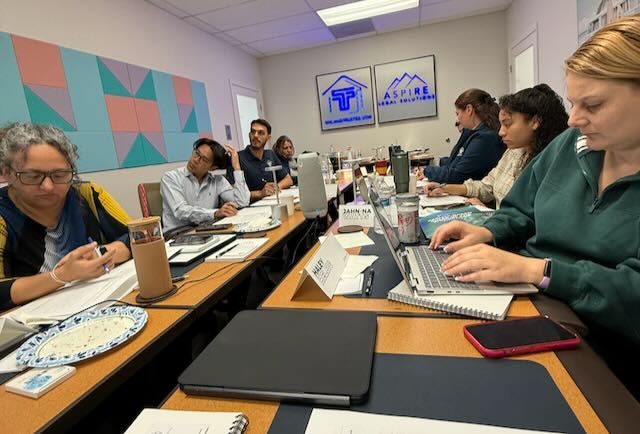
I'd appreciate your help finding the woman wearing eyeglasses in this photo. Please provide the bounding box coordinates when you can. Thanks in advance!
[0,123,131,311]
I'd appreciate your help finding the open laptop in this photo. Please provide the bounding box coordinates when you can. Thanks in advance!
[369,186,536,296]
[179,309,377,406]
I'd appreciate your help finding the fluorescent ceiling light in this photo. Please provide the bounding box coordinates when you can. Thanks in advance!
[317,0,419,26]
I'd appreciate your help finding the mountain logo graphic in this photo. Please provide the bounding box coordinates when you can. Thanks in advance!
[380,72,436,106]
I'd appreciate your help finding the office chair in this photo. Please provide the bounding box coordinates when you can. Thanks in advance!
[137,182,163,218]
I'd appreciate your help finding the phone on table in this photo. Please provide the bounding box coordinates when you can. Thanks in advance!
[195,222,233,232]
[463,316,580,358]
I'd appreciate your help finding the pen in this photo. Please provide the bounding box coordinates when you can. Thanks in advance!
[364,268,375,296]
[88,237,110,273]
[171,274,189,283]
[217,243,238,257]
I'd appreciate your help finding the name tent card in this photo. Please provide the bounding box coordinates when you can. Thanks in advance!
[339,204,375,228]
[292,235,349,301]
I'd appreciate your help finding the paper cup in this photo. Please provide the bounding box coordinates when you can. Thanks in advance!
[282,195,295,216]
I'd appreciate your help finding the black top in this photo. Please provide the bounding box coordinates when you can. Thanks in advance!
[238,148,288,191]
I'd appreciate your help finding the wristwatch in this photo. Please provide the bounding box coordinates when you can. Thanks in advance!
[538,258,552,290]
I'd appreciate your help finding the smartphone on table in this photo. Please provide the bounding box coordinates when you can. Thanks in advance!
[463,316,580,358]
[195,222,233,232]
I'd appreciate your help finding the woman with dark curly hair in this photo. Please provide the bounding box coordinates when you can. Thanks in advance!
[426,84,568,207]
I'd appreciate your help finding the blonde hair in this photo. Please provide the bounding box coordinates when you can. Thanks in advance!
[566,15,640,84]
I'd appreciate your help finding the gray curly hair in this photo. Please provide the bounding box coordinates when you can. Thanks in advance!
[0,122,79,172]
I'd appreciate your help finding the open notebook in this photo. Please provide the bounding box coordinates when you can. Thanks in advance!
[387,281,513,320]
[124,409,248,434]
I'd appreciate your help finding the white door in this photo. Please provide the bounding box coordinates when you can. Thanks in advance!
[230,81,264,149]
[510,27,538,92]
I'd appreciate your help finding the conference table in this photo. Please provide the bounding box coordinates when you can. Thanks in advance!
[158,223,639,433]
[0,308,192,434]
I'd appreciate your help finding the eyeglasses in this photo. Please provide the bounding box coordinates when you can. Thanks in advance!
[192,148,213,165]
[13,169,76,185]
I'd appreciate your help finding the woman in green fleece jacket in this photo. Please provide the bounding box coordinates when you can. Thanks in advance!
[430,16,640,397]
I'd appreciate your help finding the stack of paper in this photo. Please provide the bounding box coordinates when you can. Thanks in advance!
[319,231,375,249]
[334,255,378,295]
[205,238,269,262]
[216,206,271,225]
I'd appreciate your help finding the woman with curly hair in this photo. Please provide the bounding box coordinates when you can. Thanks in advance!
[426,84,568,207]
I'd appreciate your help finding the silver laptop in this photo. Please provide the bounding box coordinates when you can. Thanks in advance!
[369,186,536,296]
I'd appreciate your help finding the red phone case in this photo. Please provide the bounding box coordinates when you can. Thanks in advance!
[463,318,581,358]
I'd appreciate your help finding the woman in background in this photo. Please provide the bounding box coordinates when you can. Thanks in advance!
[416,88,505,184]
[426,84,568,207]
[0,123,131,311]
[430,16,640,398]
[273,135,298,185]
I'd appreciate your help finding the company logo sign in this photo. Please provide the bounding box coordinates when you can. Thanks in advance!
[379,72,436,107]
[321,74,373,126]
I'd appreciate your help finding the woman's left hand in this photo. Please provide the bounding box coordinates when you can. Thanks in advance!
[224,144,241,171]
[441,244,545,285]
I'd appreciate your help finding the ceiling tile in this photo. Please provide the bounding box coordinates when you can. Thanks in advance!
[420,0,510,24]
[248,27,335,54]
[372,7,420,33]
[196,0,313,31]
[237,44,266,57]
[183,16,220,34]
[160,0,251,16]
[305,0,358,10]
[145,0,191,18]
[226,12,325,43]
[213,31,245,45]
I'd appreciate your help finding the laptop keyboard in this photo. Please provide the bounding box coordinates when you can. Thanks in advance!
[411,247,481,289]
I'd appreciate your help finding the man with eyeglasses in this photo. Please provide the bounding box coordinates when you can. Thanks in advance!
[238,119,293,202]
[161,138,250,232]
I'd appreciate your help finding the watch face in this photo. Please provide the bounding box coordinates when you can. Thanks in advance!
[544,259,552,277]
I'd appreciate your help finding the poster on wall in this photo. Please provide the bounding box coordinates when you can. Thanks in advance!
[316,66,375,131]
[0,31,213,173]
[577,0,640,44]
[374,55,437,124]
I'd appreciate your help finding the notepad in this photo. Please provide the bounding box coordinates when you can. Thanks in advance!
[124,409,248,434]
[387,281,513,320]
[204,238,269,262]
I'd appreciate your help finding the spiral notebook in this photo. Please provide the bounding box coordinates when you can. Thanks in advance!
[124,409,248,434]
[387,281,513,320]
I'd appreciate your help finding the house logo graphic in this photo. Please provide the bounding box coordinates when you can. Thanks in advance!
[379,72,436,107]
[320,74,373,126]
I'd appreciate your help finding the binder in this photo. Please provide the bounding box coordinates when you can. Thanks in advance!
[124,409,248,434]
[387,281,512,320]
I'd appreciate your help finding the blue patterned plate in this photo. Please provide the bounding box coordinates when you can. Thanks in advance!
[16,305,147,368]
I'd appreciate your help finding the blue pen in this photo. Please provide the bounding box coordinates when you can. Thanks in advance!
[88,237,110,273]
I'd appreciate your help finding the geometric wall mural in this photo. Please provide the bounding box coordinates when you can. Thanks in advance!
[0,32,212,173]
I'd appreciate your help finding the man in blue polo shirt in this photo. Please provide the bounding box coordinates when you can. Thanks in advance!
[238,118,293,202]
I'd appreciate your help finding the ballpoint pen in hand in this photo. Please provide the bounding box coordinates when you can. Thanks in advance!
[88,237,110,273]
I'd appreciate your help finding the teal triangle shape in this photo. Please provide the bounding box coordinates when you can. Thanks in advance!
[97,58,131,97]
[23,86,76,131]
[121,134,147,168]
[140,134,167,164]
[182,109,198,133]
[135,72,157,100]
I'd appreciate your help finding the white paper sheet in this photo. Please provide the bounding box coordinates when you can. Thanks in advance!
[124,409,246,434]
[0,349,27,374]
[342,255,378,278]
[334,274,364,295]
[216,206,272,225]
[305,408,559,434]
[318,232,375,249]
[419,194,467,208]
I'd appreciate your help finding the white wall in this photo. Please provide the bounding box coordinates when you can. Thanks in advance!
[506,0,578,100]
[259,12,509,160]
[0,0,261,217]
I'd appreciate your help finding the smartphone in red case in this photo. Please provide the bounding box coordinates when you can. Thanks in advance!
[463,316,580,358]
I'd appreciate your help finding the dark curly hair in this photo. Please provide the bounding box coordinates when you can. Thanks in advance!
[192,138,230,169]
[498,84,568,160]
[455,88,500,132]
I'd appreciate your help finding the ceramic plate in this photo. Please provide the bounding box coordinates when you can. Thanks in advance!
[234,220,282,233]
[16,305,147,368]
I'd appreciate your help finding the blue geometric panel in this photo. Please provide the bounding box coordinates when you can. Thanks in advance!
[191,80,212,132]
[164,132,198,162]
[0,32,30,124]
[60,47,111,131]
[66,132,119,172]
[153,71,180,132]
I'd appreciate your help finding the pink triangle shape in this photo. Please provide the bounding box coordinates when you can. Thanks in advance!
[142,132,168,160]
[113,132,139,165]
[28,84,77,129]
[128,64,149,96]
[100,57,133,95]
[178,103,192,129]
